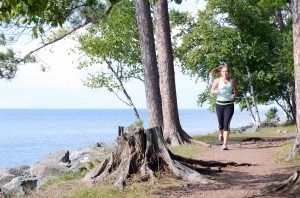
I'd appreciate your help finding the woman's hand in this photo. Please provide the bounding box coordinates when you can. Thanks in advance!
[219,89,226,94]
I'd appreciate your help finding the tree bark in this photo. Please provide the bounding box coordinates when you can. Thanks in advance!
[153,0,191,146]
[82,126,210,191]
[107,62,141,121]
[242,91,257,125]
[245,65,261,129]
[274,8,285,30]
[259,169,300,197]
[287,0,300,160]
[134,0,163,128]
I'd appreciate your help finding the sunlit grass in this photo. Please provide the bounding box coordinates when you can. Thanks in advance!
[40,170,89,190]
[168,144,202,158]
[192,124,296,143]
[273,138,300,166]
[60,184,147,198]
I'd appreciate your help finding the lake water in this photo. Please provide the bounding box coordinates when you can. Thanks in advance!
[0,108,278,168]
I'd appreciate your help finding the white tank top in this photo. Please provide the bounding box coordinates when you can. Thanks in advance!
[217,78,233,101]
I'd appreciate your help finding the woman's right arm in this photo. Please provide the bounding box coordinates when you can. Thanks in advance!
[210,78,219,95]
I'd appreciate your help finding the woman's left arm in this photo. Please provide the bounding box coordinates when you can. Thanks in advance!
[232,79,238,99]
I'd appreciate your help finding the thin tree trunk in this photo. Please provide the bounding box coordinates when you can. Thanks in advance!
[245,65,261,128]
[242,91,256,124]
[153,0,191,146]
[106,62,141,121]
[291,88,297,122]
[134,0,163,127]
[287,0,300,160]
[274,8,285,30]
[276,100,293,122]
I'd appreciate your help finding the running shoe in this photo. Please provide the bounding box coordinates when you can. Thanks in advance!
[219,135,224,142]
[222,145,228,150]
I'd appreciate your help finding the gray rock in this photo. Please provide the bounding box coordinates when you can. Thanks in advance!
[30,163,70,178]
[243,127,259,134]
[37,150,70,164]
[1,177,37,196]
[30,150,70,178]
[69,143,112,171]
[9,165,31,177]
[2,143,113,196]
[2,177,25,196]
[0,173,14,187]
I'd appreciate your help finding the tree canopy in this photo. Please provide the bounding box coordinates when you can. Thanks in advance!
[171,0,295,121]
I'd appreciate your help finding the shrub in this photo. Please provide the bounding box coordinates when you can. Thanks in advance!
[265,107,280,124]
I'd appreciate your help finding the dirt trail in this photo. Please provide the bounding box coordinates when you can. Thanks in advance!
[155,136,297,198]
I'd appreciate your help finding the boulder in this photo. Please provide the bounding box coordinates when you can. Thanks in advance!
[69,143,112,171]
[9,165,31,177]
[30,150,70,178]
[0,173,14,187]
[1,177,37,196]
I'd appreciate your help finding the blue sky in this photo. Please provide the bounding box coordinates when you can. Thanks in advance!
[0,1,206,109]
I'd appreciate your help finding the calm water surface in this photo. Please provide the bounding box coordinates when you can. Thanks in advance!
[0,108,276,168]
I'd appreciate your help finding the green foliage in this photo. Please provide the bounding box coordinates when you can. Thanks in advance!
[0,0,107,81]
[78,0,143,108]
[171,0,293,114]
[258,0,287,8]
[0,48,36,79]
[265,107,280,124]
[0,0,101,38]
[130,119,144,128]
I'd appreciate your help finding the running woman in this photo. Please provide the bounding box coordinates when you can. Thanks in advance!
[210,64,238,150]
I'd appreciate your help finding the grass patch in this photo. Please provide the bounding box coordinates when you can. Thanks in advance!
[274,141,293,162]
[192,124,296,143]
[168,144,202,158]
[60,184,147,198]
[273,139,300,166]
[40,169,89,190]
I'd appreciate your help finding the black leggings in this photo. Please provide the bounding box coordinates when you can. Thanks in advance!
[216,103,234,131]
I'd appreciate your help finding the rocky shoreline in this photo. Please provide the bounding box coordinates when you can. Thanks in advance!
[0,142,114,196]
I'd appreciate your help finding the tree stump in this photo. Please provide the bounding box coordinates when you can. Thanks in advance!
[82,126,211,191]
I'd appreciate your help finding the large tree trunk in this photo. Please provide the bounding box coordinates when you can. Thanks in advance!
[287,0,300,160]
[82,126,210,191]
[259,1,300,195]
[134,0,163,127]
[153,0,191,146]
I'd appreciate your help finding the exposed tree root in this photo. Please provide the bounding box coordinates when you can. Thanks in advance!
[82,126,213,191]
[241,137,268,142]
[258,169,300,196]
[170,152,253,168]
[241,136,294,143]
